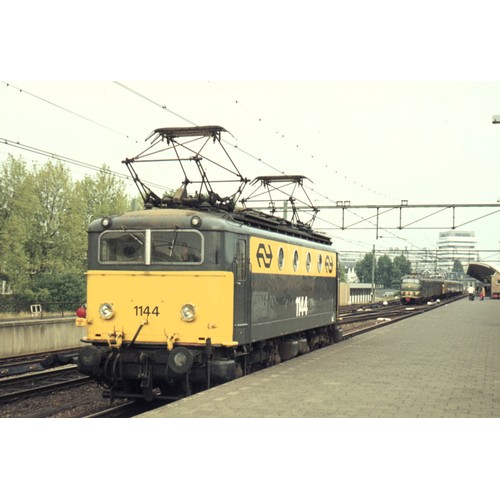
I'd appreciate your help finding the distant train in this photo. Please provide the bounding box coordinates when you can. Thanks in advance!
[400,275,464,305]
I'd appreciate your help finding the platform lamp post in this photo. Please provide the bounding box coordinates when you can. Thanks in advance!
[371,244,376,304]
[493,116,500,249]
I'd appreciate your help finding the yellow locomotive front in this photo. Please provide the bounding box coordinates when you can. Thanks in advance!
[77,209,238,400]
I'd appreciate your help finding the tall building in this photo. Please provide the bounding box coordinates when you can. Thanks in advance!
[436,230,479,273]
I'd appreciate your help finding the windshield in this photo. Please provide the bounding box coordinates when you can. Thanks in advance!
[99,230,202,265]
[99,231,145,263]
[151,230,202,263]
[401,278,421,290]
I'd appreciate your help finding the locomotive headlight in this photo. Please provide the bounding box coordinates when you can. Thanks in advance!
[180,303,196,322]
[101,216,112,228]
[99,303,115,320]
[190,216,202,227]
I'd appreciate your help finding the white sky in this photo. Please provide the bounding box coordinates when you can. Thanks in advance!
[2,3,500,263]
[2,80,499,260]
[0,0,500,262]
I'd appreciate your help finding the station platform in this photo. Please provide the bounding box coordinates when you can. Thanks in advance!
[138,298,499,418]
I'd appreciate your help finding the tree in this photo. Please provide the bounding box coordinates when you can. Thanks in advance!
[26,161,86,276]
[355,252,375,283]
[0,156,38,291]
[376,255,393,288]
[392,254,412,287]
[75,165,130,227]
[0,156,134,304]
[355,251,412,288]
[338,262,347,282]
[452,259,464,274]
[31,272,86,310]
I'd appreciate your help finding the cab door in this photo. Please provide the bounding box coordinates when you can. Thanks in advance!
[233,237,250,344]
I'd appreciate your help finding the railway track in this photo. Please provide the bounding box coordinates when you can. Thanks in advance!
[0,295,465,417]
[0,365,89,404]
[0,348,81,378]
[339,295,465,338]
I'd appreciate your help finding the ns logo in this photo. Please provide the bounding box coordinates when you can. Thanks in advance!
[325,255,334,274]
[256,243,273,268]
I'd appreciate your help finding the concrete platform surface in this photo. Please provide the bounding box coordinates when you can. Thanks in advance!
[138,298,499,418]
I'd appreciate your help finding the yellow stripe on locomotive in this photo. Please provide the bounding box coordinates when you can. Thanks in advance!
[250,236,337,278]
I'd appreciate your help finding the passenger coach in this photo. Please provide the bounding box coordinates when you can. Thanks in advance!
[400,274,463,305]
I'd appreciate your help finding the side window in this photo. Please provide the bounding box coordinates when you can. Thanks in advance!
[293,249,299,272]
[306,252,311,272]
[236,239,247,281]
[278,247,285,270]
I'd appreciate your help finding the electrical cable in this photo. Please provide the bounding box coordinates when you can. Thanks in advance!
[0,138,172,193]
[2,81,140,143]
[2,81,491,258]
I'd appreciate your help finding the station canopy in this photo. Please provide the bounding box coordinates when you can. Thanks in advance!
[466,262,499,282]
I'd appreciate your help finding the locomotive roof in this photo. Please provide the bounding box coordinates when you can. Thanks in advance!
[89,207,332,245]
[231,208,331,244]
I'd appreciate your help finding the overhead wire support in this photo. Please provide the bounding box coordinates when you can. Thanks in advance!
[399,206,450,230]
[317,202,500,235]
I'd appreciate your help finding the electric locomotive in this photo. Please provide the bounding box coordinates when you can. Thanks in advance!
[400,274,463,305]
[76,126,340,401]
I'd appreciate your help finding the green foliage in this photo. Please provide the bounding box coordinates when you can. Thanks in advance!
[75,165,130,225]
[0,156,133,309]
[392,254,412,287]
[354,251,412,287]
[30,272,86,310]
[27,160,84,275]
[452,259,464,274]
[354,252,376,283]
[0,156,37,289]
[376,254,393,288]
[338,263,347,282]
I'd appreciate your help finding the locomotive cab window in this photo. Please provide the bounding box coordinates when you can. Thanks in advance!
[99,231,146,263]
[98,229,202,265]
[151,230,202,264]
[401,278,420,290]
